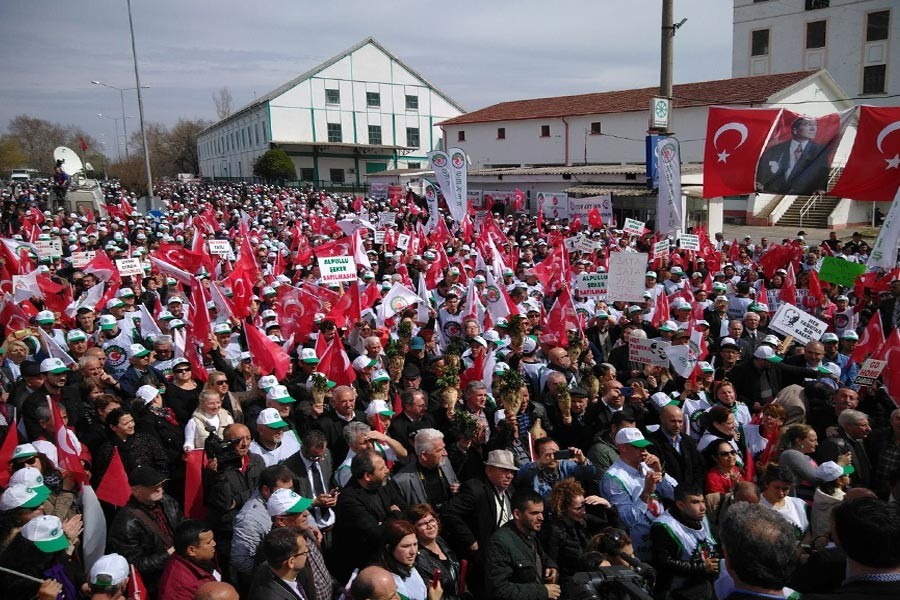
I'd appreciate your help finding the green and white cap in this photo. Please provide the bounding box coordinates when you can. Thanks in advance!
[12,443,39,461]
[21,514,69,553]
[0,482,50,510]
[266,384,295,404]
[266,488,313,517]
[8,467,51,496]
[614,427,652,448]
[257,407,289,429]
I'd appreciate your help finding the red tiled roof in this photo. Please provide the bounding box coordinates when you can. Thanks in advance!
[439,71,816,126]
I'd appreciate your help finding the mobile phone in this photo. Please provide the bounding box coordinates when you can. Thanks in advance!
[553,450,574,460]
[431,568,441,588]
[620,386,634,397]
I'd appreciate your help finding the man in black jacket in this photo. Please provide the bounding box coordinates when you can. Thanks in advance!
[108,466,183,598]
[312,385,365,466]
[878,279,900,331]
[647,404,706,490]
[816,409,873,488]
[331,448,407,581]
[650,486,720,600]
[248,527,313,600]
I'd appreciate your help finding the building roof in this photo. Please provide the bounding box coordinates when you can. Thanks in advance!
[440,70,818,126]
[201,37,464,135]
[564,185,655,197]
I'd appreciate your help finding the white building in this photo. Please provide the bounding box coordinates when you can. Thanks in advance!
[196,37,464,186]
[733,0,896,105]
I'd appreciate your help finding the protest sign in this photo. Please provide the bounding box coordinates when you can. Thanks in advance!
[564,236,580,253]
[483,191,516,206]
[769,303,828,345]
[576,272,608,297]
[378,212,396,227]
[678,234,700,251]
[567,195,612,223]
[71,251,96,268]
[115,258,143,277]
[369,183,388,200]
[396,233,410,251]
[537,192,568,219]
[607,252,648,302]
[467,190,483,209]
[623,218,645,236]
[818,256,867,287]
[35,239,63,258]
[207,240,231,256]
[575,237,597,254]
[653,240,670,260]
[317,255,357,283]
[374,230,386,245]
[629,337,671,367]
[855,358,887,387]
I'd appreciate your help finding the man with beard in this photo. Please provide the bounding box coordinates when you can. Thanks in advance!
[332,449,408,580]
[650,486,720,600]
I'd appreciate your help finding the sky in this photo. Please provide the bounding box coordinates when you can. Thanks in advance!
[0,0,732,158]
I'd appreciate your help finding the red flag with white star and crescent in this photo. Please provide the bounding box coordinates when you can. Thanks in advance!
[702,106,781,198]
[830,106,900,201]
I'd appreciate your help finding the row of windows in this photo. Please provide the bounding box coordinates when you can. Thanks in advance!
[325,123,421,147]
[200,120,269,159]
[325,89,419,111]
[455,122,602,142]
[754,0,831,8]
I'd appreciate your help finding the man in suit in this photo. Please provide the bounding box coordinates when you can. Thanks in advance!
[247,527,312,600]
[756,116,830,196]
[392,428,459,510]
[312,385,365,466]
[816,409,873,488]
[441,449,518,597]
[647,404,706,490]
[283,430,336,551]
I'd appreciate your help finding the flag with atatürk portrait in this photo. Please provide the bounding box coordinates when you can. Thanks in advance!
[703,107,780,197]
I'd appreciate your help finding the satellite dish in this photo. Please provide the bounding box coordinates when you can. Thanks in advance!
[53,146,84,176]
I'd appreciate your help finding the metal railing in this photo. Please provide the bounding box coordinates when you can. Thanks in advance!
[798,165,844,227]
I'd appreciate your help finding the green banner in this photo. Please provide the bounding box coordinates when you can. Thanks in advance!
[818,256,867,287]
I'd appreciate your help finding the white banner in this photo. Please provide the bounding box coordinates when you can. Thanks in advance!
[369,182,389,200]
[467,190,483,209]
[483,190,516,206]
[867,185,900,270]
[35,239,63,258]
[769,303,829,345]
[678,234,700,251]
[656,136,683,237]
[856,358,887,386]
[207,240,231,256]
[576,272,609,297]
[115,257,143,277]
[623,218,645,236]
[396,233,410,251]
[629,337,671,367]
[422,178,440,233]
[653,240,670,260]
[317,255,357,283]
[378,212,397,227]
[448,148,468,223]
[71,251,96,268]
[607,252,648,302]
[537,192,569,219]
[567,194,612,223]
[428,150,456,220]
[374,230,386,245]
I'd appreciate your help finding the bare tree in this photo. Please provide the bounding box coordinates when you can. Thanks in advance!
[212,87,233,120]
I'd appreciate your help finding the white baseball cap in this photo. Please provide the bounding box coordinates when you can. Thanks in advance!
[135,385,160,405]
[257,407,289,429]
[753,346,783,362]
[299,348,320,364]
[9,467,50,495]
[352,355,376,371]
[127,343,151,359]
[614,427,652,448]
[40,358,69,374]
[258,374,278,391]
[266,488,313,517]
[0,482,50,511]
[35,310,55,324]
[815,460,855,482]
[365,399,396,418]
[89,553,130,587]
[266,385,295,404]
[21,514,69,553]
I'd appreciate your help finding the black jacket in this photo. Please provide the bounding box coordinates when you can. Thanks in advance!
[815,428,872,488]
[804,578,900,600]
[440,477,506,559]
[205,454,266,535]
[647,427,706,490]
[649,508,717,600]
[486,521,557,600]
[311,410,366,466]
[107,494,183,589]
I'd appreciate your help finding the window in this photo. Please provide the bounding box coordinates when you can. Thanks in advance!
[368,125,382,145]
[325,89,340,104]
[457,130,465,142]
[327,123,342,143]
[751,29,770,56]
[497,127,506,139]
[805,0,829,10]
[867,11,890,42]
[590,121,602,134]
[255,124,259,145]
[540,125,551,137]
[366,92,380,108]
[806,21,826,49]
[863,64,887,94]
[407,162,421,169]
[405,95,418,111]
[329,168,345,183]
[300,168,315,181]
[262,122,268,142]
[406,127,420,148]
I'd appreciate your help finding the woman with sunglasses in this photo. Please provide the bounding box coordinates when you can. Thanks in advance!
[705,440,745,494]
[408,504,464,600]
[203,369,244,424]
[165,357,202,425]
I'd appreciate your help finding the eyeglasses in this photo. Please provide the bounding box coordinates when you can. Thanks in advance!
[718,450,737,457]
[291,550,309,558]
[174,368,191,374]
[16,456,39,466]
[214,380,228,386]
[416,518,438,528]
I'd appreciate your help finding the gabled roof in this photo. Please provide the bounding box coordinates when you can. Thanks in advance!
[439,70,819,126]
[201,37,464,135]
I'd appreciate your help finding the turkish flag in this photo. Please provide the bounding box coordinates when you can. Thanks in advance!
[318,338,356,386]
[850,311,884,364]
[277,285,319,345]
[652,289,670,328]
[245,324,291,380]
[51,399,88,484]
[188,279,212,351]
[80,138,88,152]
[0,294,33,333]
[0,422,18,488]
[540,286,580,348]
[831,106,900,201]
[184,449,208,518]
[703,106,780,198]
[315,238,353,259]
[533,244,570,295]
[96,447,130,507]
[514,189,525,211]
[588,207,603,229]
[804,269,823,309]
[780,263,797,307]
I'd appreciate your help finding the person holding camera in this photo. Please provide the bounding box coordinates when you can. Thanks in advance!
[514,437,598,502]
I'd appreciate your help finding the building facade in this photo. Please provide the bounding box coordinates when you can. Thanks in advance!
[733,0,896,104]
[197,37,464,186]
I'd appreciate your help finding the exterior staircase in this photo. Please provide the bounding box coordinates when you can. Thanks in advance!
[775,195,840,228]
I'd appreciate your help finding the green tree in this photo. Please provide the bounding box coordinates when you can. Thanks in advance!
[253,149,296,182]
[0,134,29,174]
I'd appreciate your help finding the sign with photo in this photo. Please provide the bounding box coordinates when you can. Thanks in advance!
[71,251,96,268]
[629,337,671,367]
[769,303,828,345]
[35,239,63,258]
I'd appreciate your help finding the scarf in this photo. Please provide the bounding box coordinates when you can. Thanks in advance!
[43,562,77,600]
[150,404,179,427]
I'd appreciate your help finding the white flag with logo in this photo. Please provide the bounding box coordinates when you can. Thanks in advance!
[381,283,424,319]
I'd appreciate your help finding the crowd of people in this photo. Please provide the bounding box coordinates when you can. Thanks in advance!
[0,177,898,600]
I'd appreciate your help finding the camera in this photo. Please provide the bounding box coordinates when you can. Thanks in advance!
[554,450,574,460]
[568,567,654,600]
[204,426,241,465]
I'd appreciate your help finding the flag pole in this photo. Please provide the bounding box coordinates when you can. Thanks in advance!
[0,565,46,583]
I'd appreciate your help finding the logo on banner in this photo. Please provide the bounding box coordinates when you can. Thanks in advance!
[106,344,127,370]
[432,154,447,168]
[389,296,410,313]
[443,321,461,338]
[486,286,501,303]
[451,151,465,168]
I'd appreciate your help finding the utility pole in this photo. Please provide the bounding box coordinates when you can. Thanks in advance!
[660,0,674,133]
[126,0,154,207]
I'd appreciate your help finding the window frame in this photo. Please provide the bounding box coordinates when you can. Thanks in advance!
[540,125,551,138]
[366,91,381,108]
[327,122,343,143]
[406,127,420,148]
[806,20,826,49]
[405,95,419,111]
[325,88,340,105]
[866,10,890,42]
[497,127,506,140]
[751,28,770,57]
[368,124,383,146]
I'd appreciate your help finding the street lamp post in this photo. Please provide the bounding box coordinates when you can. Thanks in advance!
[126,0,154,206]
[97,113,129,161]
[91,80,147,159]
